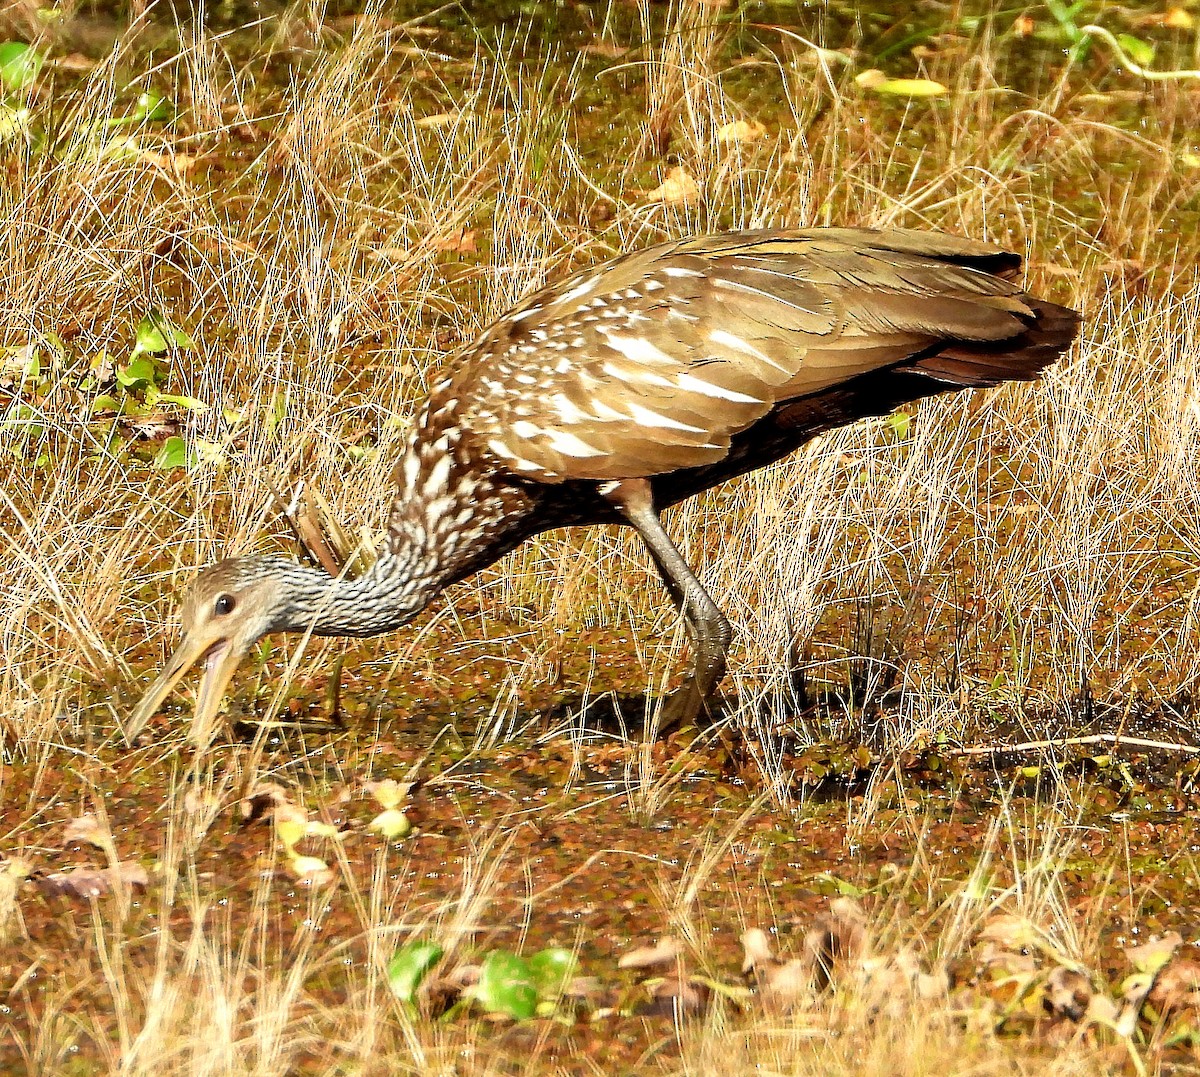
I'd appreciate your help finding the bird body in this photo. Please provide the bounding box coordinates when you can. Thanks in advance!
[127,227,1080,745]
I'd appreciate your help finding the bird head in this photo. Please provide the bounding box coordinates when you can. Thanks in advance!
[125,557,296,747]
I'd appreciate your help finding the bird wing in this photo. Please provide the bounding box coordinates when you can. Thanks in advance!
[452,228,1042,482]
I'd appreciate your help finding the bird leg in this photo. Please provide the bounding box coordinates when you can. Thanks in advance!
[600,478,732,731]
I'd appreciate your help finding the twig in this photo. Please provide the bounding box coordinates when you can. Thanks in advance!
[265,479,345,578]
[950,733,1200,757]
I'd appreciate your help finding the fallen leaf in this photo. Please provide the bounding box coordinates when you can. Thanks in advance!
[642,166,699,205]
[368,246,412,262]
[0,343,40,384]
[52,52,97,71]
[1098,257,1146,280]
[1149,959,1200,1015]
[1166,6,1196,29]
[716,119,766,145]
[977,913,1043,953]
[365,779,412,810]
[137,150,200,174]
[1086,992,1121,1025]
[741,927,776,972]
[619,937,684,969]
[1127,932,1183,975]
[760,959,811,1010]
[240,781,294,824]
[444,962,481,989]
[415,112,459,129]
[977,941,1039,976]
[35,862,148,899]
[1012,14,1035,36]
[855,947,947,1016]
[1137,6,1196,29]
[916,970,949,999]
[581,41,628,59]
[1043,966,1092,1021]
[637,975,710,1016]
[61,815,112,852]
[119,412,181,440]
[432,228,476,254]
[288,854,335,886]
[802,897,867,991]
[0,858,31,943]
[271,802,312,850]
[564,975,605,1000]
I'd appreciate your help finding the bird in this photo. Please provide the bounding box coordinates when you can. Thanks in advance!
[125,226,1080,746]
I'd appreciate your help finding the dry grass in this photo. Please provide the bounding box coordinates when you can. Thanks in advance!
[1,0,1199,1072]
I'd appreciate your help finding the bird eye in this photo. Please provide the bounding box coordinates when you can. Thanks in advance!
[214,594,236,616]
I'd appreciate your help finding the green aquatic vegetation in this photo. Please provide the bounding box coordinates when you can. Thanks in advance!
[132,309,194,358]
[0,42,43,92]
[387,940,445,1004]
[388,939,576,1021]
[473,950,540,1020]
[2,310,220,473]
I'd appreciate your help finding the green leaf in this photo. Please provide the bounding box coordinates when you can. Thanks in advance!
[1043,0,1084,42]
[133,310,194,356]
[813,871,867,898]
[0,43,44,91]
[886,410,912,440]
[102,135,141,160]
[42,331,65,362]
[150,434,223,471]
[387,941,444,1003]
[0,103,31,145]
[152,436,189,470]
[151,391,208,411]
[1,345,39,379]
[855,70,948,97]
[964,869,994,901]
[266,389,288,436]
[107,90,175,128]
[193,437,225,466]
[115,357,159,390]
[367,808,412,839]
[528,948,576,1000]
[690,974,753,1004]
[134,90,172,122]
[475,951,538,1020]
[1116,33,1155,68]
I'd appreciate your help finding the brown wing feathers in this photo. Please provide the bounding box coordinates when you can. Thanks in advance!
[897,296,1079,387]
[456,228,1076,482]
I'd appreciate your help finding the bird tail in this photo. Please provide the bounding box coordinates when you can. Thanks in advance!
[898,297,1080,388]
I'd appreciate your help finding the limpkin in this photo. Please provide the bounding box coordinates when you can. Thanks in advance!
[126,227,1079,746]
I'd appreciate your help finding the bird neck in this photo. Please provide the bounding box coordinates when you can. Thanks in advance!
[292,549,448,638]
[285,408,537,639]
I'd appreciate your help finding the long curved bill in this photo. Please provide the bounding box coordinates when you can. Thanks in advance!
[124,634,245,748]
